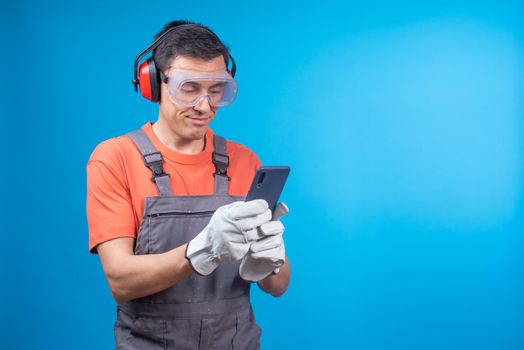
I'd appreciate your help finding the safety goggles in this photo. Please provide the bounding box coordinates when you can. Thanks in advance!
[160,68,238,107]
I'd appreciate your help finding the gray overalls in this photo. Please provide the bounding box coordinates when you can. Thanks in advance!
[114,129,261,349]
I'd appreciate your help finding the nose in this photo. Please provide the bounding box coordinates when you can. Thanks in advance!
[193,95,213,113]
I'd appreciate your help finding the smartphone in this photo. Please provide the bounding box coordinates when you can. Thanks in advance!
[245,166,290,212]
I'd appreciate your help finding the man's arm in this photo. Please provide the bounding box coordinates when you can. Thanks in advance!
[257,257,291,297]
[97,237,192,303]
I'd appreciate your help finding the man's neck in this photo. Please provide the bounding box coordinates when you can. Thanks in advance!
[152,120,206,155]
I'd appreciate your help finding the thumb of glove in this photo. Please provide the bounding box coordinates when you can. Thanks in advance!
[272,202,289,221]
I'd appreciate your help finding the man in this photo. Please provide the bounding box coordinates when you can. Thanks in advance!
[86,20,291,349]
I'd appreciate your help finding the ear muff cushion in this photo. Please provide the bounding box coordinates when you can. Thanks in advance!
[138,60,153,101]
[138,58,160,102]
[147,59,160,102]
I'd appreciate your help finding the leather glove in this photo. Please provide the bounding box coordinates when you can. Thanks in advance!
[186,199,272,275]
[239,202,288,282]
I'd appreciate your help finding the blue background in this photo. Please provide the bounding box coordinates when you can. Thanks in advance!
[1,0,523,349]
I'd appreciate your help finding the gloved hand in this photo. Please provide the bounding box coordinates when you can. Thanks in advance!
[186,199,272,275]
[239,202,289,282]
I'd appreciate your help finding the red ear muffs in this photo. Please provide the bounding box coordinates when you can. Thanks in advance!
[138,58,160,102]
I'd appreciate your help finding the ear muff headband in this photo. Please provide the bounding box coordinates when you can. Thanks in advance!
[132,24,237,102]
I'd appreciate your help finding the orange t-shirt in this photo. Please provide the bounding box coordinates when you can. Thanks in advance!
[86,122,262,253]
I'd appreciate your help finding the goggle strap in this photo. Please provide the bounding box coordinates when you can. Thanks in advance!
[159,70,169,84]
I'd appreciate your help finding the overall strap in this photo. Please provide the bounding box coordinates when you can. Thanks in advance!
[127,129,174,196]
[212,135,230,195]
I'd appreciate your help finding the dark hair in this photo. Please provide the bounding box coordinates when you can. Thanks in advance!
[152,20,230,73]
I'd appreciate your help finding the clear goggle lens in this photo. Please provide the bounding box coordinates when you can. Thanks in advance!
[166,69,238,107]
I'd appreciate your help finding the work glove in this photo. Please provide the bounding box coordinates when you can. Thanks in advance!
[186,199,272,276]
[239,202,289,282]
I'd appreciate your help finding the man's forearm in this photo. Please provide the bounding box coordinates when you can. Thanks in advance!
[98,239,192,303]
[257,257,291,297]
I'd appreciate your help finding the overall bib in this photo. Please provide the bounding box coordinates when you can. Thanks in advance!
[114,129,261,349]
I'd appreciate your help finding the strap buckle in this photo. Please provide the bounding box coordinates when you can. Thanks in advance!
[143,151,169,183]
[150,172,170,183]
[212,151,229,168]
[212,151,230,179]
[213,172,231,180]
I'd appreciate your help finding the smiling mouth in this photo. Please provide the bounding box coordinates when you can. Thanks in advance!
[186,115,209,126]
[188,115,207,120]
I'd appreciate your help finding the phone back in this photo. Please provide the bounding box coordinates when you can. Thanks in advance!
[245,166,290,211]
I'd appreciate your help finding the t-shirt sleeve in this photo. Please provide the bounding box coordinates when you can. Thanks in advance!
[86,141,136,254]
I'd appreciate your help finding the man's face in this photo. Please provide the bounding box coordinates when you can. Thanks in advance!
[159,55,227,142]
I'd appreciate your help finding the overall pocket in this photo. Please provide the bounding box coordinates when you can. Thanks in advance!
[146,211,214,253]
